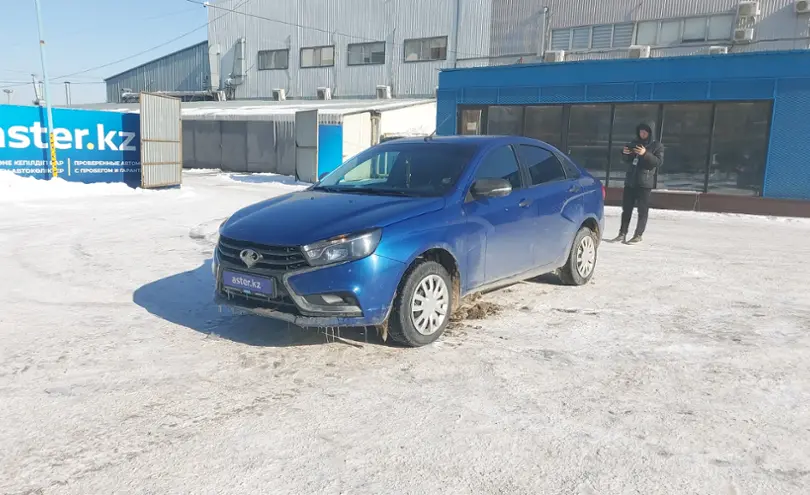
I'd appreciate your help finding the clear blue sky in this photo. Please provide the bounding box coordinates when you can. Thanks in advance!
[0,0,208,105]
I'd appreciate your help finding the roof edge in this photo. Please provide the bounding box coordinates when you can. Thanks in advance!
[104,40,208,82]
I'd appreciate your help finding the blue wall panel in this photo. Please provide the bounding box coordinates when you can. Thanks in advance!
[586,83,636,102]
[317,124,343,177]
[764,78,810,199]
[437,50,810,201]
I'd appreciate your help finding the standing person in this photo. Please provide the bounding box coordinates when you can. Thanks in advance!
[609,121,664,244]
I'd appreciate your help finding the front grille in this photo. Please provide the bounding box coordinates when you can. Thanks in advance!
[217,236,308,272]
[219,287,302,316]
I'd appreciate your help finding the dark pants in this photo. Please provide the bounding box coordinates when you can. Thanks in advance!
[620,187,652,236]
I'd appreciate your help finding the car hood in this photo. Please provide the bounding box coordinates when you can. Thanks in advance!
[220,190,445,246]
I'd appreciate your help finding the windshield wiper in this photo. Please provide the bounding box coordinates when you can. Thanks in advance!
[314,186,424,197]
[344,187,424,197]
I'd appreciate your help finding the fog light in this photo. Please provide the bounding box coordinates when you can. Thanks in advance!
[321,294,345,305]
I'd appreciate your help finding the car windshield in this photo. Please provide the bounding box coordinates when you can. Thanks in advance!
[314,142,479,197]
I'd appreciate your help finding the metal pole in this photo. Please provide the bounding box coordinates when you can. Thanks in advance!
[33,0,58,178]
[2,89,13,104]
[64,81,71,106]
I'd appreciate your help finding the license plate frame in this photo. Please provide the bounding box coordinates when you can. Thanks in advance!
[222,270,276,298]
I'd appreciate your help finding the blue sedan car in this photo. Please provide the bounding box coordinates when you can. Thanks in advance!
[214,135,605,347]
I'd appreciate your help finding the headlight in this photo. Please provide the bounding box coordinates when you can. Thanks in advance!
[302,229,382,267]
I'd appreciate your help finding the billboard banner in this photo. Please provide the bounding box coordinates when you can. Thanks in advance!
[0,105,141,186]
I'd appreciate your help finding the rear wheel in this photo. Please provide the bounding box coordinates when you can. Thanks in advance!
[558,226,598,286]
[388,261,452,347]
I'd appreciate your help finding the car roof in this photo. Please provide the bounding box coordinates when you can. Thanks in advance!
[382,135,552,148]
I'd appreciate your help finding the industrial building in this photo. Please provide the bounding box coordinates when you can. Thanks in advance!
[435,49,810,216]
[108,0,810,102]
[104,41,213,103]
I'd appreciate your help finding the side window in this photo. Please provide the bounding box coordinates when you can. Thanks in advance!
[518,144,567,186]
[558,153,582,179]
[474,145,523,190]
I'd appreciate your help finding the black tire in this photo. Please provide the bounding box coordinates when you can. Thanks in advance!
[388,260,453,347]
[558,226,598,286]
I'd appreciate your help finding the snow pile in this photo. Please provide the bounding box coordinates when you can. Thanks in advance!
[0,171,146,203]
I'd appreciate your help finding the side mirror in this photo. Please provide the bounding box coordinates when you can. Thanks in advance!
[471,178,512,199]
[318,172,329,181]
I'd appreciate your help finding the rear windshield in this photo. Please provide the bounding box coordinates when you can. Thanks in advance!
[314,142,479,197]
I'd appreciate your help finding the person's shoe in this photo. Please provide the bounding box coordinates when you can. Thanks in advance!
[625,234,643,244]
[608,233,627,243]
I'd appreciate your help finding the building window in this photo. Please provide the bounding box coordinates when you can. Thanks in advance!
[300,45,335,68]
[487,106,524,136]
[572,27,591,50]
[550,30,571,51]
[709,102,771,196]
[348,42,385,66]
[591,25,613,49]
[404,36,447,62]
[523,106,564,149]
[708,15,735,41]
[635,15,735,46]
[463,99,771,194]
[551,22,636,51]
[612,23,635,47]
[659,103,714,192]
[568,105,612,184]
[258,49,289,70]
[635,22,658,45]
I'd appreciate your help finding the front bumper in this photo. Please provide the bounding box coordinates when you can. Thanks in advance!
[213,249,406,328]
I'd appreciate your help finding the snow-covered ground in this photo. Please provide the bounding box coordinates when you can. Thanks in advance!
[1,171,809,494]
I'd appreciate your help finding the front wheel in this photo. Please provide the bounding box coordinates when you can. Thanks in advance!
[558,226,598,286]
[388,260,453,347]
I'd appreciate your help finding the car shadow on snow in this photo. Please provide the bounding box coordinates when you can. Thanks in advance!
[132,260,373,347]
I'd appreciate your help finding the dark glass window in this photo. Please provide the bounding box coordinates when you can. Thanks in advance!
[347,42,385,66]
[709,102,771,196]
[659,103,713,191]
[523,106,563,149]
[460,108,484,135]
[557,152,582,179]
[567,104,612,184]
[487,106,524,135]
[517,145,567,186]
[609,104,659,187]
[258,49,289,70]
[475,145,523,190]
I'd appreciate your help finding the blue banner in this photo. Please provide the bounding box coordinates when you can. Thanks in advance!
[0,105,141,186]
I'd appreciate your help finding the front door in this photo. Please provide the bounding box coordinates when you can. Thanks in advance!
[463,145,535,285]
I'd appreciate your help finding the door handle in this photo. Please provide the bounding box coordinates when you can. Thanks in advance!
[568,184,581,193]
[518,199,532,208]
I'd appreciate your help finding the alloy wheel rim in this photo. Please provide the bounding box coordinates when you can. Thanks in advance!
[410,274,449,336]
[576,235,596,278]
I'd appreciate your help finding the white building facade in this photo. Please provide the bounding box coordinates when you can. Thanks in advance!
[205,0,810,100]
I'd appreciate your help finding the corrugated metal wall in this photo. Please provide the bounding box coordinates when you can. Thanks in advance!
[105,42,211,103]
[205,0,809,100]
[208,0,493,99]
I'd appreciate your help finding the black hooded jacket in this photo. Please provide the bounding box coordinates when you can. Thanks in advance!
[623,121,664,189]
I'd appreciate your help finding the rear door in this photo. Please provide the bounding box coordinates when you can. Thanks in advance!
[516,144,582,267]
[462,144,535,285]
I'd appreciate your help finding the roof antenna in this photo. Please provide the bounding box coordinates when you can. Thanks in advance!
[424,111,454,141]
